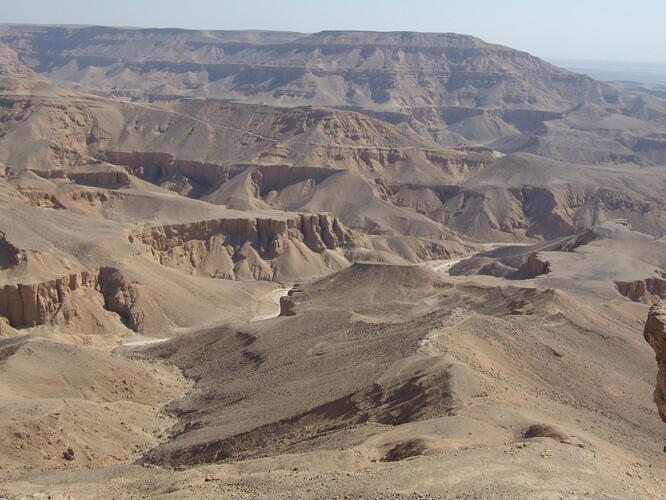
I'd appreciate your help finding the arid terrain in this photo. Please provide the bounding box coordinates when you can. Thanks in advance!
[0,26,665,499]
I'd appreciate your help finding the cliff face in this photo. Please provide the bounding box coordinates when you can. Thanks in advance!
[102,152,345,201]
[129,214,355,282]
[0,232,23,269]
[508,252,550,280]
[615,274,666,304]
[644,301,666,421]
[0,267,140,331]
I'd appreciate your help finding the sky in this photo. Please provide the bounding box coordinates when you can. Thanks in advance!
[2,0,665,63]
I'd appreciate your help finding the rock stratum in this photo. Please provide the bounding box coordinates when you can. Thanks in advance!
[130,213,355,282]
[0,186,391,337]
[0,27,611,109]
[2,25,665,165]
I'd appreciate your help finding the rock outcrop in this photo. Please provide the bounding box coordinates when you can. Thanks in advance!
[68,170,131,188]
[0,232,23,269]
[278,285,303,317]
[0,267,141,331]
[615,275,666,304]
[450,251,551,280]
[128,214,355,282]
[0,270,99,328]
[644,301,666,421]
[102,151,242,196]
[508,252,551,280]
[97,267,143,331]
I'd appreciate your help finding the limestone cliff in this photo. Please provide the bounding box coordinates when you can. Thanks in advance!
[506,252,550,280]
[615,275,666,304]
[10,25,664,169]
[1,26,616,117]
[644,301,666,421]
[128,213,355,282]
[0,213,360,333]
[0,267,141,331]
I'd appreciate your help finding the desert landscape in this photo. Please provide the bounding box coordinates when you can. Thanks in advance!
[0,23,665,499]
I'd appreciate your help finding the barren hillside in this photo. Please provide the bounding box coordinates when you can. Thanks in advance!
[1,25,666,500]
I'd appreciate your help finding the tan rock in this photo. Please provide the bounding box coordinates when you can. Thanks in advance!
[644,300,666,421]
[615,275,666,304]
[0,268,142,331]
[128,214,354,282]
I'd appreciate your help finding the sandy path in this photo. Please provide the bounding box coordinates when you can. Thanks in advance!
[423,242,534,276]
[252,286,292,321]
[121,242,529,347]
[121,337,172,347]
[119,285,292,347]
[122,242,530,347]
[425,258,463,274]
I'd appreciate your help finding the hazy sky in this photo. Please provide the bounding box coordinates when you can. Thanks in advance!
[3,0,665,63]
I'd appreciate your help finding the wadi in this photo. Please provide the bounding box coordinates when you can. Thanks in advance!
[0,25,665,499]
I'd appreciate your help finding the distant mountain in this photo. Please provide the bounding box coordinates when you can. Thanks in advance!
[3,25,666,164]
[0,26,612,110]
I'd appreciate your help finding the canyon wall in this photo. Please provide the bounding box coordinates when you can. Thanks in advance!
[615,275,666,304]
[0,267,140,331]
[129,213,356,282]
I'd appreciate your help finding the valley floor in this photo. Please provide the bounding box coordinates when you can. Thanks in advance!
[2,253,666,499]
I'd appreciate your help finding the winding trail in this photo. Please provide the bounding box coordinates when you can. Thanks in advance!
[119,284,292,348]
[251,286,292,321]
[422,242,534,276]
[424,258,463,275]
[120,337,171,347]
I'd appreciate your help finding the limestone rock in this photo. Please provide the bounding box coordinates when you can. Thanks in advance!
[0,270,98,328]
[615,275,666,304]
[98,267,144,332]
[129,214,355,282]
[0,268,143,332]
[644,301,666,421]
[0,232,23,269]
[278,296,297,317]
[508,253,550,280]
